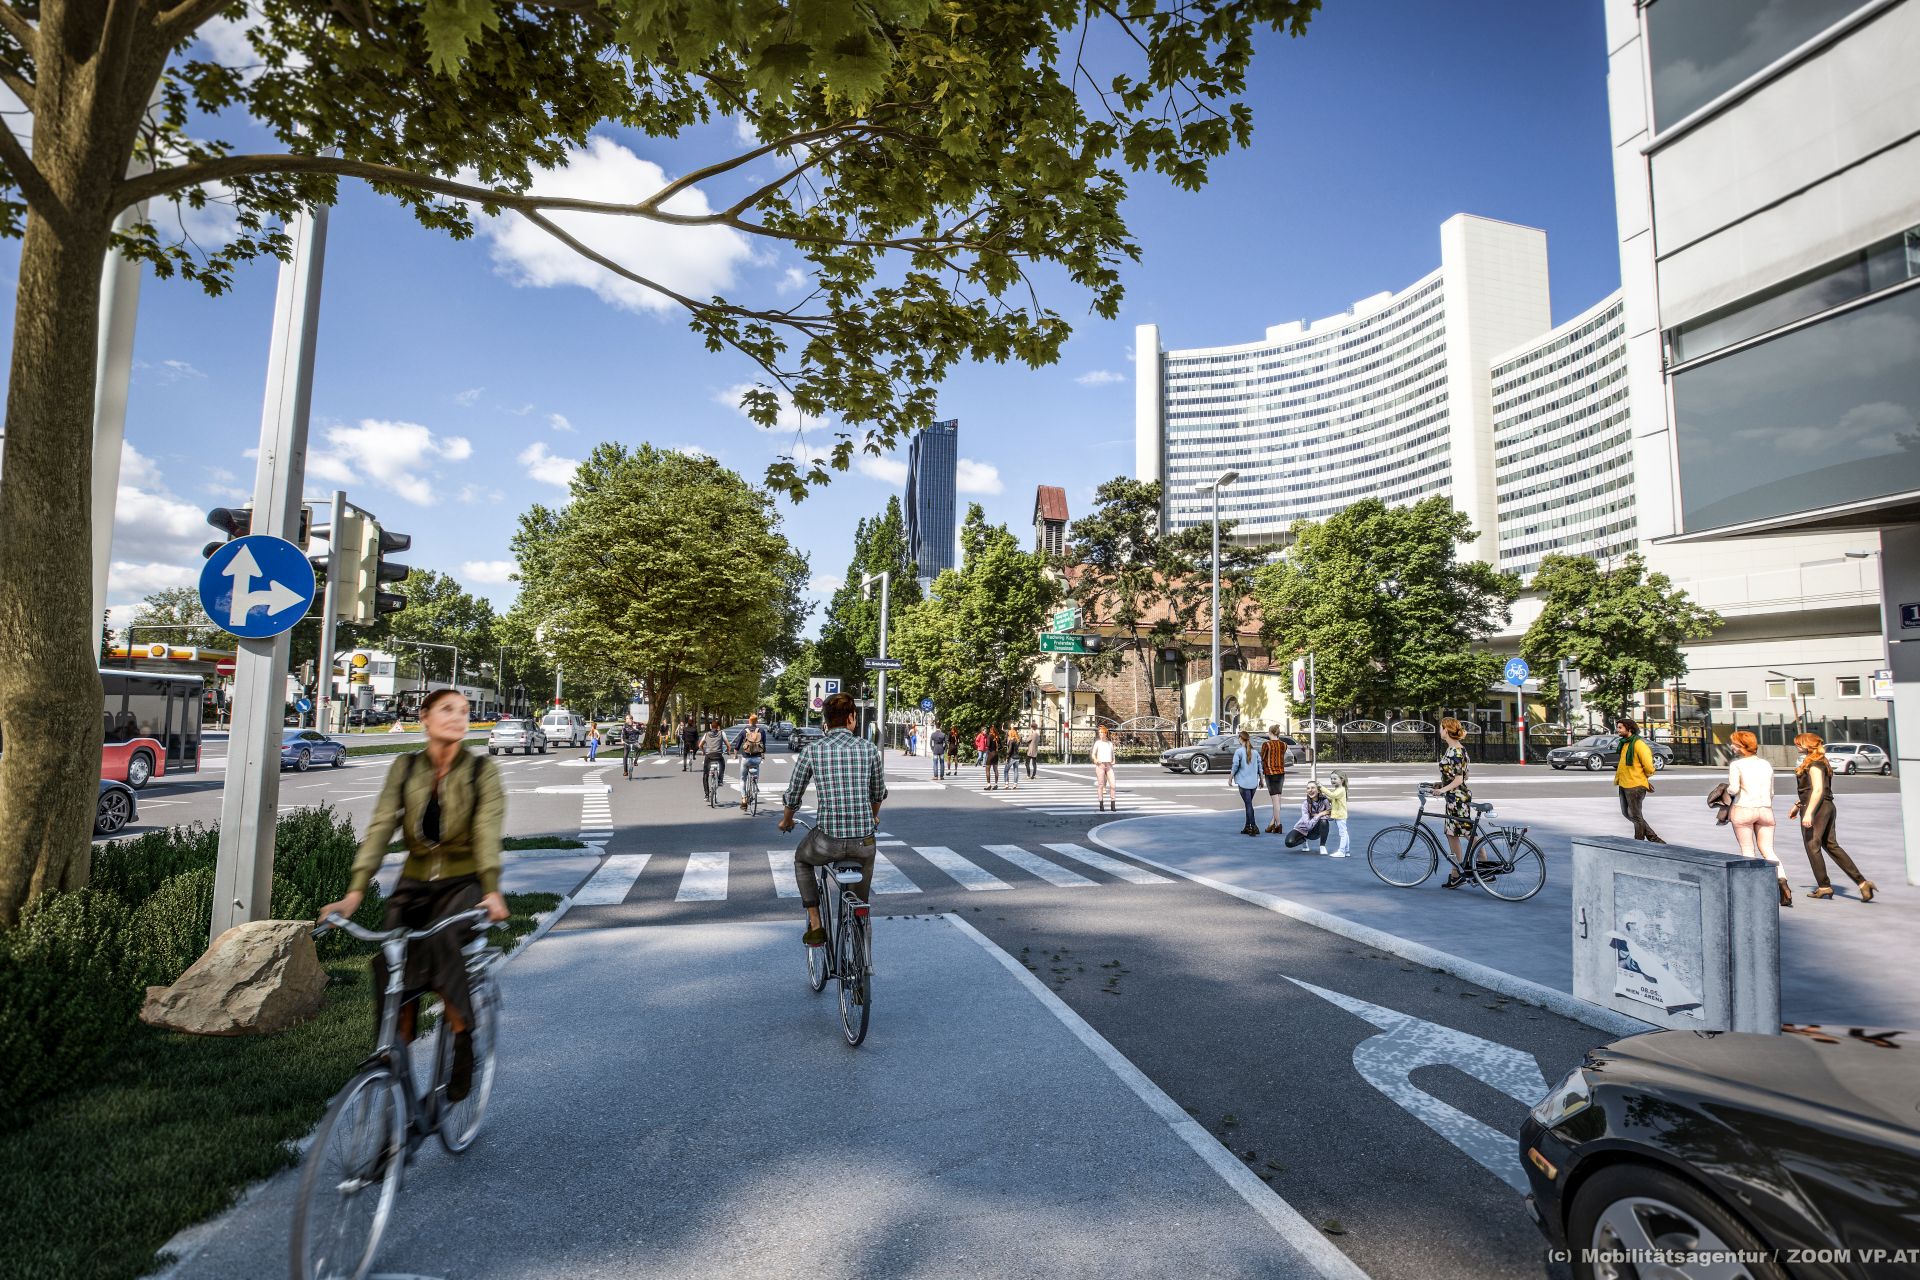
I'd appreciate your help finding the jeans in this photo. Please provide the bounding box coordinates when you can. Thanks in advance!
[1238,787,1257,829]
[1325,818,1349,854]
[1618,786,1665,842]
[933,754,945,779]
[1799,802,1866,889]
[1025,755,1037,778]
[794,827,876,907]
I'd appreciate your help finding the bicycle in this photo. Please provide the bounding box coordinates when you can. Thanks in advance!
[739,756,762,815]
[797,826,873,1047]
[291,907,501,1280]
[623,739,640,779]
[701,755,725,807]
[1365,783,1546,901]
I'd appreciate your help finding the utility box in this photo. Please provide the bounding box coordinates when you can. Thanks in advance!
[1571,836,1780,1034]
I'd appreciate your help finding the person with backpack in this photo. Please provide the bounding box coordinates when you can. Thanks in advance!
[733,713,768,812]
[929,723,949,779]
[1259,726,1292,833]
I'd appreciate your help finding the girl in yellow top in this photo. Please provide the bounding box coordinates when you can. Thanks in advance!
[1320,772,1350,857]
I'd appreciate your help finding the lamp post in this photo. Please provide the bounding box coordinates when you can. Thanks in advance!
[861,570,891,744]
[1193,469,1239,732]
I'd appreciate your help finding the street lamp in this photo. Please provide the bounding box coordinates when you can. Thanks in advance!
[1193,469,1239,731]
[861,570,891,744]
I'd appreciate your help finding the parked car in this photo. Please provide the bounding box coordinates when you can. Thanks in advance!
[280,728,347,772]
[539,709,588,747]
[1548,734,1672,772]
[1159,733,1308,774]
[1825,741,1891,775]
[770,722,794,743]
[94,779,137,836]
[489,718,548,755]
[1521,1025,1920,1280]
[347,706,395,727]
[790,725,824,752]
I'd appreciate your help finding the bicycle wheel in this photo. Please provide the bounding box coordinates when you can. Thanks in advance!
[806,870,830,993]
[837,901,871,1047]
[290,1067,407,1280]
[1470,830,1547,902]
[436,975,500,1154]
[1366,824,1439,888]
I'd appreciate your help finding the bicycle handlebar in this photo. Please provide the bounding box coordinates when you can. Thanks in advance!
[312,905,490,944]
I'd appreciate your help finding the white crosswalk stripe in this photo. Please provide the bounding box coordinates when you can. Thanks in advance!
[1042,842,1175,884]
[982,844,1096,887]
[575,854,650,904]
[677,851,729,901]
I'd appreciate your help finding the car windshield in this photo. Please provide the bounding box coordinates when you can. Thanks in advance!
[497,720,528,730]
[1574,736,1612,748]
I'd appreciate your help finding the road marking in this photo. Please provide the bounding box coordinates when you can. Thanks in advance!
[871,852,920,895]
[533,783,612,795]
[676,851,729,901]
[913,845,1010,891]
[574,854,649,905]
[1284,977,1549,1194]
[767,851,800,898]
[982,844,1095,887]
[945,916,1372,1280]
[1042,843,1174,884]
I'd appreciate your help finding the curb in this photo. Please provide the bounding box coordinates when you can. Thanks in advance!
[1085,821,1654,1039]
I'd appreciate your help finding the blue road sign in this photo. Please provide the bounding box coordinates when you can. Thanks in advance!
[295,697,313,714]
[199,535,317,639]
[1504,657,1531,688]
[920,697,934,712]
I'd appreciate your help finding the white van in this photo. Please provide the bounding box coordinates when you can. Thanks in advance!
[540,709,588,747]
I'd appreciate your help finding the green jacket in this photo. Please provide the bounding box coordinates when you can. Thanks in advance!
[349,748,505,896]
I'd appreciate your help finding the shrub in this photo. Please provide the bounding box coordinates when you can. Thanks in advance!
[89,822,219,906]
[0,889,139,1118]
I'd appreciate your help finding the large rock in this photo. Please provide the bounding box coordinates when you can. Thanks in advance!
[140,919,329,1036]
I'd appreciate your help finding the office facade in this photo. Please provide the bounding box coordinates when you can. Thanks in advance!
[905,418,958,589]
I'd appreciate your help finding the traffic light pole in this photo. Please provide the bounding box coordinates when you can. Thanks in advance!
[313,489,346,734]
[211,201,329,944]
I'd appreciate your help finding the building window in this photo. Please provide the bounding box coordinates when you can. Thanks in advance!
[1798,679,1816,698]
[1644,0,1864,130]
[1837,676,1863,698]
[1766,680,1787,701]
[1704,692,1724,711]
[1151,651,1182,689]
[1729,691,1748,710]
[1643,691,1668,720]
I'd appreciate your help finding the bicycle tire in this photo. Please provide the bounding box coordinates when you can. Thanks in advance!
[1367,824,1439,888]
[1469,830,1547,902]
[806,869,830,993]
[289,1066,406,1280]
[435,976,500,1155]
[838,901,871,1047]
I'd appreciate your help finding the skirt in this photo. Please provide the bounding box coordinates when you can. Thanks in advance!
[371,874,483,1033]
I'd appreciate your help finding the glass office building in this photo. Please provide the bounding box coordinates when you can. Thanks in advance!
[906,418,958,588]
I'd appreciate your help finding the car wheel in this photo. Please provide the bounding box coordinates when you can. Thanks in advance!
[1653,755,1666,772]
[1568,1162,1786,1280]
[1584,756,1601,771]
[125,750,154,790]
[295,749,311,772]
[330,749,345,768]
[1845,760,1857,774]
[1882,762,1892,776]
[1551,762,1565,771]
[95,789,132,836]
[489,748,497,755]
[1187,756,1210,775]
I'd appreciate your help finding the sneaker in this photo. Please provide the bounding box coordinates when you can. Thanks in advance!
[447,1030,474,1102]
[1329,851,1351,858]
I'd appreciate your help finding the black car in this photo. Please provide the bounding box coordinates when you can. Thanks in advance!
[95,779,137,836]
[1548,734,1674,772]
[1158,733,1311,774]
[1521,1026,1920,1280]
[789,725,824,752]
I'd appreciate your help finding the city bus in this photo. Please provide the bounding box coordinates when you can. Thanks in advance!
[101,668,204,789]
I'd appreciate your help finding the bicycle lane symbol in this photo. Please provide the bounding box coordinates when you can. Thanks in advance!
[1285,977,1548,1193]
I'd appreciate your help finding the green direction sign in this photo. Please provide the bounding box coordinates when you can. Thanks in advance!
[1039,632,1090,654]
[1052,606,1080,634]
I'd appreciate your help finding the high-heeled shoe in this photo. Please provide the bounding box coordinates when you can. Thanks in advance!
[1779,879,1793,908]
[1859,879,1877,902]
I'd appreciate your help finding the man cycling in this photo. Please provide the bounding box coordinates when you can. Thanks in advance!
[733,712,768,812]
[680,718,700,772]
[778,692,886,946]
[698,719,729,800]
[620,716,643,778]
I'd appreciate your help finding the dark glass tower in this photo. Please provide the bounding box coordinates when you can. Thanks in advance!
[905,418,958,589]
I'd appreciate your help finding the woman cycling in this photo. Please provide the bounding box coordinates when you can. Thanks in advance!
[318,688,507,1101]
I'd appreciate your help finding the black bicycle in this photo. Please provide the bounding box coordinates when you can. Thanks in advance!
[701,755,725,807]
[623,738,640,779]
[802,848,873,1047]
[1365,783,1546,901]
[738,756,762,815]
[291,908,500,1280]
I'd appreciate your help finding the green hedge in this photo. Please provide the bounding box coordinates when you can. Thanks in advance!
[0,807,384,1120]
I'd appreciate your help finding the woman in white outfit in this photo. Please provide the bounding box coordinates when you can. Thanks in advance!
[1726,730,1791,908]
[1091,724,1118,812]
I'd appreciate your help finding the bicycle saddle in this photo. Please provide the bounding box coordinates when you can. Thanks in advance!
[1473,802,1494,814]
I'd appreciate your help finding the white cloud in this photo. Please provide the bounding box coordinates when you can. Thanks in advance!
[519,441,580,488]
[455,386,485,407]
[715,382,819,433]
[108,560,201,596]
[468,136,754,315]
[460,560,518,585]
[316,419,473,505]
[733,117,761,148]
[102,444,223,605]
[546,412,574,433]
[776,266,807,295]
[671,444,712,459]
[857,455,907,485]
[457,483,506,504]
[956,458,1003,495]
[1075,369,1126,386]
[785,442,836,469]
[809,573,845,595]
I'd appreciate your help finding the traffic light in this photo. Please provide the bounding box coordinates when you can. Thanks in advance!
[203,504,311,557]
[333,508,411,624]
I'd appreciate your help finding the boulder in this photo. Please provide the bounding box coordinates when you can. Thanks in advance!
[140,919,329,1036]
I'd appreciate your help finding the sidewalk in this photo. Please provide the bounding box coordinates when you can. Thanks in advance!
[1092,790,1918,1030]
[163,918,1356,1279]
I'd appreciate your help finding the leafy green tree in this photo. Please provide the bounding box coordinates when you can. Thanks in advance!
[351,568,498,687]
[769,642,820,726]
[126,586,217,652]
[892,505,1058,740]
[510,444,809,749]
[816,496,921,685]
[0,0,1323,918]
[1521,552,1723,724]
[1064,477,1201,724]
[1255,497,1520,716]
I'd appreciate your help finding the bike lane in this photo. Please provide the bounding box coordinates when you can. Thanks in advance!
[162,915,1360,1280]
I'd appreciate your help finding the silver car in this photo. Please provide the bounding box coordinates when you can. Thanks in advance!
[1825,742,1891,775]
[488,718,548,755]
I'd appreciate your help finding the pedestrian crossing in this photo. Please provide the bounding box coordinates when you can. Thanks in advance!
[572,840,1173,906]
[578,769,612,843]
[937,770,1207,818]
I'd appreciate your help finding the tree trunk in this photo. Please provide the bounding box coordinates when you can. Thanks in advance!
[0,207,115,924]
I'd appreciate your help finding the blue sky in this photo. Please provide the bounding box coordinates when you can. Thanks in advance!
[3,0,1617,639]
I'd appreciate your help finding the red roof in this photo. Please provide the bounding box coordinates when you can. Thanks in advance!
[1034,485,1069,524]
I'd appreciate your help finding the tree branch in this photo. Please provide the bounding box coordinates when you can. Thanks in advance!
[155,0,242,45]
[0,4,34,57]
[0,116,56,216]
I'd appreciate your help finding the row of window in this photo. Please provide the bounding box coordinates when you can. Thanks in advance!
[1644,675,1877,716]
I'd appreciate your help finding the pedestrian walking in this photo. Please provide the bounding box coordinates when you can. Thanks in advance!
[986,726,1004,789]
[586,725,600,761]
[1322,771,1351,857]
[1726,730,1791,907]
[975,727,991,785]
[1091,724,1117,811]
[1024,726,1039,779]
[1790,732,1877,903]
[1230,728,1261,837]
[905,724,918,759]
[1283,782,1331,850]
[1259,725,1290,832]
[1613,717,1665,843]
[1434,717,1479,888]
[930,723,948,779]
[946,725,959,777]
[1004,725,1021,790]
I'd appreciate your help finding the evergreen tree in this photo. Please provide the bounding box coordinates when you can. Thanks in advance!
[816,496,921,685]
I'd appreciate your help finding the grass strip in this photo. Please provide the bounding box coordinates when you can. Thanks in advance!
[0,892,559,1280]
[387,836,585,853]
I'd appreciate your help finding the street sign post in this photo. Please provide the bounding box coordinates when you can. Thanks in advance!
[1052,606,1079,634]
[1505,658,1531,766]
[199,535,316,639]
[863,657,904,671]
[1039,633,1091,654]
[919,697,934,713]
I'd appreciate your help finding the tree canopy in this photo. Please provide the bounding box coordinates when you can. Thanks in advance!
[815,496,920,686]
[1521,552,1723,723]
[1254,497,1520,715]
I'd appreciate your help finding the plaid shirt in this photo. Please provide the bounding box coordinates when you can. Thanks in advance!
[783,728,887,838]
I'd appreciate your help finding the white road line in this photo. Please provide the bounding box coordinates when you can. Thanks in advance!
[574,854,650,905]
[767,851,800,898]
[676,851,729,901]
[982,845,1095,887]
[871,852,920,895]
[913,845,1010,891]
[943,915,1373,1280]
[876,839,907,846]
[1042,842,1173,884]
